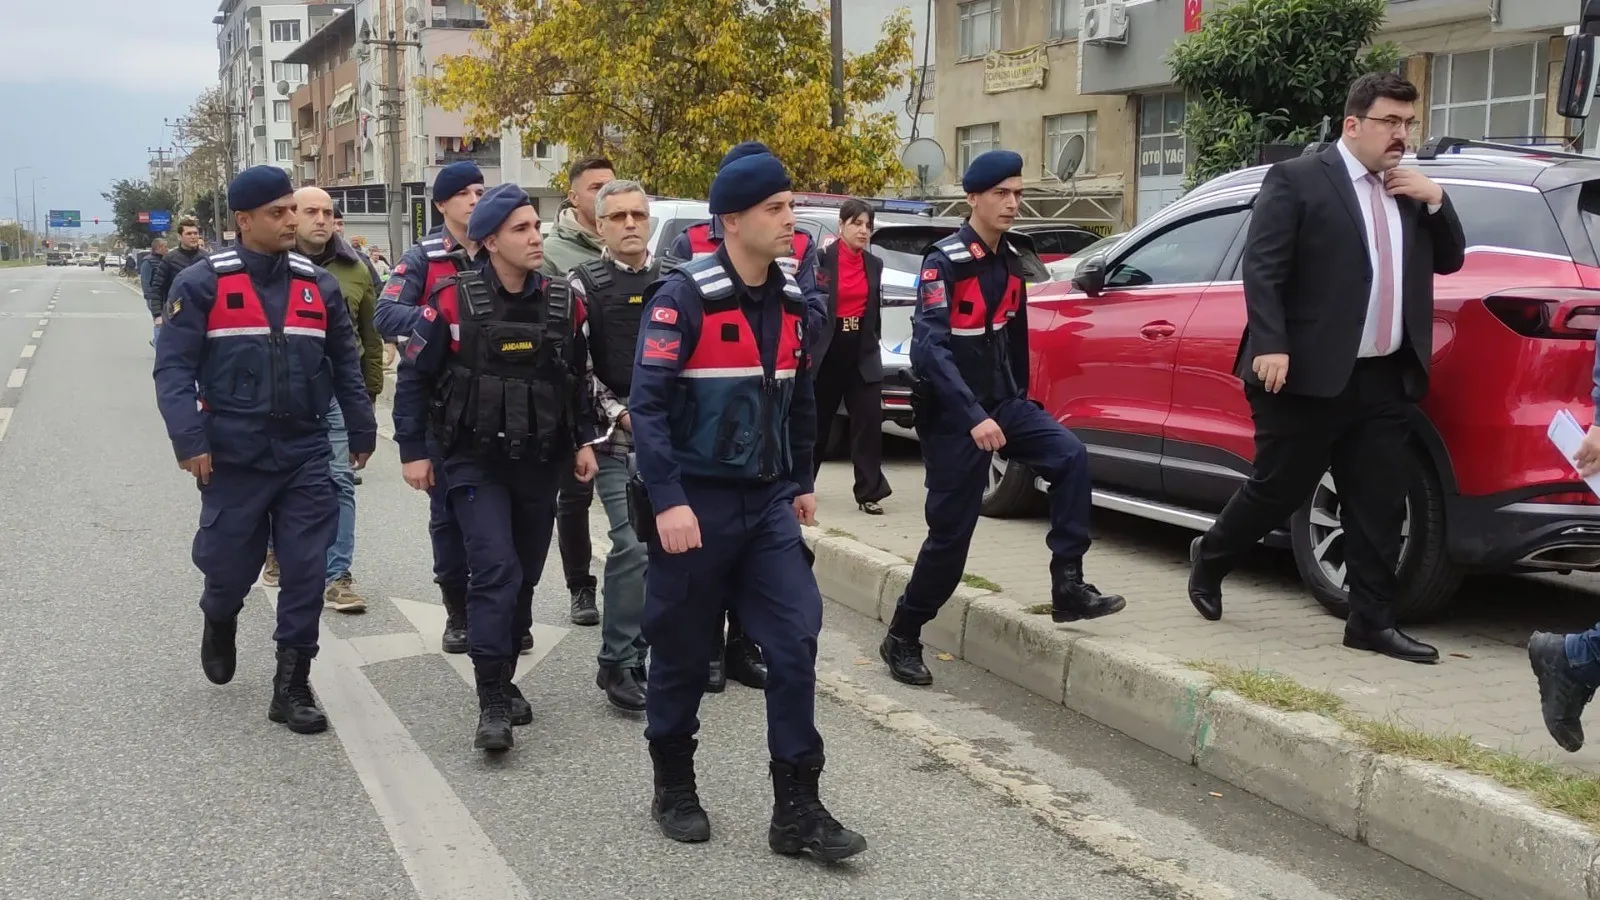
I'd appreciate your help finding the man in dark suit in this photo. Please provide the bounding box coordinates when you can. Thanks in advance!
[1186,72,1466,664]
[813,199,892,513]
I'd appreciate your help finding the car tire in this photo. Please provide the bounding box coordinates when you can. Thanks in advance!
[980,454,1045,518]
[1289,445,1463,624]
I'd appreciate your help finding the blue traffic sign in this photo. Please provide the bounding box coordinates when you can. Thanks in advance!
[47,209,81,228]
[148,210,171,232]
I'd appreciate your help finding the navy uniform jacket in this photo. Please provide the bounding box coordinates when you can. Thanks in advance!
[374,226,462,341]
[669,222,829,342]
[628,255,819,514]
[910,222,1031,432]
[154,246,378,471]
[392,255,599,466]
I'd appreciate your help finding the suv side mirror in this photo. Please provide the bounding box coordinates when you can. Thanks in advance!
[1072,255,1107,297]
[1559,33,1598,119]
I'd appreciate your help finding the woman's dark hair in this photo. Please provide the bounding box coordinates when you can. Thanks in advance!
[839,198,875,228]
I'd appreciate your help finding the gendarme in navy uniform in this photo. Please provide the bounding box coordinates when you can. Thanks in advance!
[631,152,866,861]
[392,182,599,753]
[880,150,1126,688]
[153,165,377,735]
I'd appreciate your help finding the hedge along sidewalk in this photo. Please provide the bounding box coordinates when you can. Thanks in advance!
[803,525,1600,900]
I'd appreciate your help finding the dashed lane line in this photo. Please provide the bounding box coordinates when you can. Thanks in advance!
[5,369,24,389]
[31,330,41,339]
[19,345,35,359]
[0,408,10,442]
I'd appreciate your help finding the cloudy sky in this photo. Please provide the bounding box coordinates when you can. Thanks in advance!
[0,0,219,236]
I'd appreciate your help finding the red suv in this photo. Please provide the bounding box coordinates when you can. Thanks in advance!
[987,139,1600,622]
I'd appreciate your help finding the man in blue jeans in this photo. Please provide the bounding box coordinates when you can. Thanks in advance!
[1530,348,1600,751]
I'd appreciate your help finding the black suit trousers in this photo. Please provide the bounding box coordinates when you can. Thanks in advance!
[1198,355,1412,630]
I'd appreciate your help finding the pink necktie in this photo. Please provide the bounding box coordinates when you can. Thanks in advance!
[1366,173,1395,354]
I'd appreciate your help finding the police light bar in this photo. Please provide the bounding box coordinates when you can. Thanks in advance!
[791,192,934,216]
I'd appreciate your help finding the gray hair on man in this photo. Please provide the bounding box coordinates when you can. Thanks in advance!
[594,179,648,219]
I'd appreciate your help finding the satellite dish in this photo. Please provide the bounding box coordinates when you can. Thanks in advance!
[276,80,291,96]
[900,138,946,195]
[403,6,421,24]
[1052,134,1086,182]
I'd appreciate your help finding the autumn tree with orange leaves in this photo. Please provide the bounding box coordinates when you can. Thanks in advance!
[420,0,914,198]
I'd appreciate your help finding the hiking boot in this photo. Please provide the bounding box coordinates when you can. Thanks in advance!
[768,755,866,861]
[323,573,367,614]
[473,662,514,752]
[650,739,710,842]
[570,586,599,626]
[267,647,328,735]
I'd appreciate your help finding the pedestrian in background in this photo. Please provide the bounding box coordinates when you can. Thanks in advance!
[150,219,206,311]
[812,198,891,514]
[141,238,168,346]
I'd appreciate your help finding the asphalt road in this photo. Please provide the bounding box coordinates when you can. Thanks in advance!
[0,264,1476,900]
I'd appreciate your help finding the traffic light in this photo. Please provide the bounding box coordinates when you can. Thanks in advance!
[93,217,99,225]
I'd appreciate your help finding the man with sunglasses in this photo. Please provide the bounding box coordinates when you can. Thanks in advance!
[569,179,659,712]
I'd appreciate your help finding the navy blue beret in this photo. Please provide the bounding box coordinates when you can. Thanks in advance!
[708,154,792,215]
[467,182,533,243]
[962,149,1025,194]
[719,141,772,170]
[227,165,294,212]
[433,161,485,204]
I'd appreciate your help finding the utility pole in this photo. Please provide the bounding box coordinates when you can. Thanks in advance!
[829,0,846,193]
[147,147,176,188]
[366,28,422,259]
[12,166,31,258]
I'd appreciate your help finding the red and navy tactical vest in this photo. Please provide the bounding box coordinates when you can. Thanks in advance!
[200,249,333,428]
[669,256,806,482]
[684,222,812,280]
[926,232,1025,407]
[427,266,582,462]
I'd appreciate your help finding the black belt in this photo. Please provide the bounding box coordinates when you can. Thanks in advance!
[836,315,862,333]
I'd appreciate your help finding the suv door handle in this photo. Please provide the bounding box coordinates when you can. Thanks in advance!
[1140,321,1177,339]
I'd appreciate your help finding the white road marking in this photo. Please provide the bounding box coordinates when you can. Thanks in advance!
[0,408,11,442]
[6,369,24,389]
[6,289,18,293]
[30,330,41,338]
[389,597,569,687]
[36,318,47,326]
[20,345,35,359]
[255,585,533,899]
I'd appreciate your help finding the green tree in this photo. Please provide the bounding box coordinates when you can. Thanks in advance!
[421,0,914,199]
[1168,0,1401,188]
[0,222,37,258]
[101,179,183,249]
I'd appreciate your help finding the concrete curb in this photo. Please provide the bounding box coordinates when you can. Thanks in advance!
[801,526,1600,900]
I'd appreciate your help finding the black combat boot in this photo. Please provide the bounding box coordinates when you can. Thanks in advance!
[502,661,533,726]
[473,662,514,751]
[706,629,728,693]
[440,585,468,654]
[1049,557,1127,623]
[200,615,238,685]
[650,738,711,842]
[880,610,932,686]
[724,621,768,690]
[597,664,648,712]
[768,755,867,861]
[267,647,328,735]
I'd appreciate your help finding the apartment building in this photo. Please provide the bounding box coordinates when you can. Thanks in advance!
[930,0,1135,230]
[1074,0,1579,221]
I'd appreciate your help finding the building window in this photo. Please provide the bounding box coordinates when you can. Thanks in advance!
[1048,0,1081,41]
[1429,42,1550,142]
[275,140,292,161]
[958,0,1000,60]
[1044,112,1096,176]
[273,100,290,123]
[366,186,387,215]
[271,61,304,83]
[1138,92,1188,178]
[534,138,555,160]
[957,123,1001,175]
[269,20,301,43]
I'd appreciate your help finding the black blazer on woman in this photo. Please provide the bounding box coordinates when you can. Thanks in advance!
[814,241,884,383]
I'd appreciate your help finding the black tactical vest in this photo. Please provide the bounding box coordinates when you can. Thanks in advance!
[575,258,658,400]
[430,268,577,462]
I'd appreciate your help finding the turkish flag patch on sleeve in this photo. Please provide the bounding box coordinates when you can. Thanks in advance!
[650,306,679,326]
[420,305,437,322]
[921,267,939,282]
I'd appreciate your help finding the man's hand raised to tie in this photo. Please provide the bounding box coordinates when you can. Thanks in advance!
[1384,168,1444,207]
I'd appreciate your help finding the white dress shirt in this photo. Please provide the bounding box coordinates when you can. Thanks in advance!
[1335,140,1407,358]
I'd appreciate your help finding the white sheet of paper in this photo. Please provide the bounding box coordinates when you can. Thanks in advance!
[1547,408,1600,498]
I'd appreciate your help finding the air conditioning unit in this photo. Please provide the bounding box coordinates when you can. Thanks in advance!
[1083,1,1129,46]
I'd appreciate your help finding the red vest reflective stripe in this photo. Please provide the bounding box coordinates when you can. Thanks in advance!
[207,271,328,340]
[682,306,805,378]
[946,274,1021,337]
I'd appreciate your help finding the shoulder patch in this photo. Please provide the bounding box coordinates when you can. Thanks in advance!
[639,327,682,369]
[921,267,940,282]
[650,306,679,326]
[392,262,407,276]
[207,250,244,274]
[920,279,947,310]
[165,295,183,319]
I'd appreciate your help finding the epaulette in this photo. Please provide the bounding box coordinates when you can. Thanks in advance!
[932,234,973,263]
[780,271,802,301]
[207,249,244,274]
[286,251,317,278]
[421,237,450,260]
[682,256,734,300]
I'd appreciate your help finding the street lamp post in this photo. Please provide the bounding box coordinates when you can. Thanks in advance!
[12,165,31,258]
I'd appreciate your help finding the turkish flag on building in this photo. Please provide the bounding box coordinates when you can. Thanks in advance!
[1184,0,1202,32]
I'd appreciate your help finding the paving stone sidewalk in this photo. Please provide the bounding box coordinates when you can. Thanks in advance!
[813,455,1600,775]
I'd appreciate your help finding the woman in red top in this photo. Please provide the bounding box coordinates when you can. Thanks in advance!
[813,199,892,513]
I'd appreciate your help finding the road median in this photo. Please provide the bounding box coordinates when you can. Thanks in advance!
[801,524,1600,900]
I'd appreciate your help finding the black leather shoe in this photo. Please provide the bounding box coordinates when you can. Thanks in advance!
[200,616,237,685]
[520,632,534,654]
[597,664,648,712]
[1187,536,1223,621]
[1343,626,1439,664]
[879,632,933,686]
[1529,631,1595,752]
[724,634,768,689]
[1049,558,1126,622]
[706,629,728,692]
